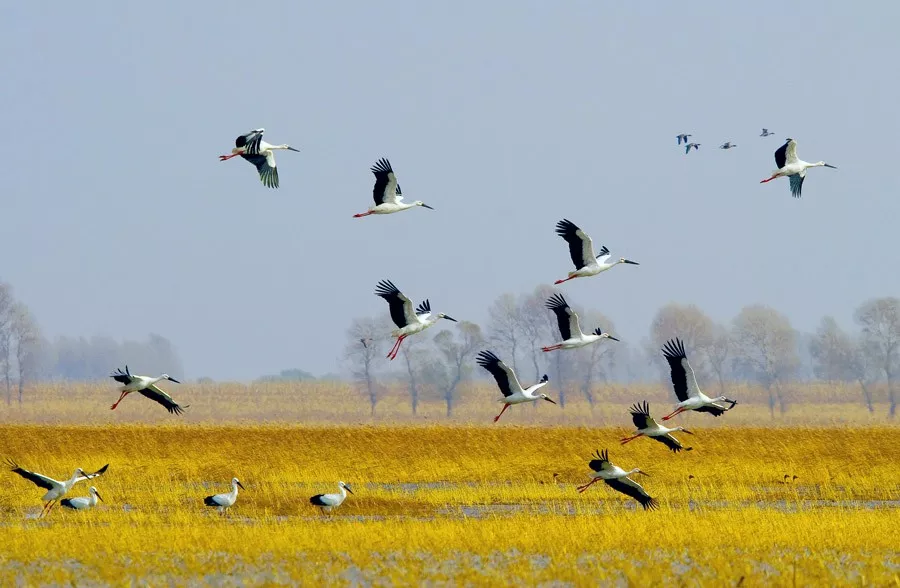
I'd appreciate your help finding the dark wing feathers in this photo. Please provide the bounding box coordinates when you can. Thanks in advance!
[774,140,788,169]
[545,294,573,341]
[138,386,187,415]
[6,459,55,490]
[654,434,691,453]
[476,350,513,397]
[587,449,609,472]
[555,219,589,270]
[310,494,328,506]
[789,174,804,198]
[241,153,279,189]
[415,300,431,315]
[370,158,396,205]
[204,495,222,507]
[661,338,689,402]
[110,367,132,385]
[235,130,264,154]
[696,404,728,416]
[604,478,658,510]
[629,401,652,430]
[60,498,76,509]
[375,279,410,329]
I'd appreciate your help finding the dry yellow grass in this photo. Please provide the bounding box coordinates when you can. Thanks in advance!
[0,425,897,585]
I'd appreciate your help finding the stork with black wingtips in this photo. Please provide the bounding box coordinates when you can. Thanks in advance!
[759,138,837,198]
[659,338,737,420]
[541,293,618,352]
[353,158,434,217]
[7,459,109,517]
[476,350,556,422]
[109,365,187,415]
[218,128,300,189]
[621,401,693,453]
[375,280,457,360]
[553,219,639,284]
[576,449,657,510]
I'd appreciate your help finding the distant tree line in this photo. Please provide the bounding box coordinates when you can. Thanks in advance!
[344,287,900,418]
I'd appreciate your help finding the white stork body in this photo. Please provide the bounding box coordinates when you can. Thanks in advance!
[60,486,104,511]
[353,158,434,217]
[310,481,353,512]
[759,138,837,198]
[204,477,245,513]
[553,219,639,284]
[218,128,299,189]
[476,350,556,422]
[541,293,618,352]
[660,338,737,420]
[621,401,693,453]
[7,459,109,516]
[576,449,657,510]
[375,280,457,360]
[110,366,186,415]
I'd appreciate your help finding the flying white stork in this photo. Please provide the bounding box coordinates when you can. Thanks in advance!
[6,459,109,517]
[676,133,692,145]
[541,293,618,352]
[685,143,700,154]
[660,338,737,420]
[203,477,245,513]
[476,350,555,422]
[353,158,434,218]
[60,486,104,511]
[760,128,774,137]
[375,280,457,360]
[110,366,187,414]
[620,401,693,453]
[719,141,737,149]
[218,128,299,189]
[759,138,837,198]
[553,219,639,285]
[576,449,657,511]
[309,481,354,512]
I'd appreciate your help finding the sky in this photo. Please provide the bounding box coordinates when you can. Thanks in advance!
[2,2,898,380]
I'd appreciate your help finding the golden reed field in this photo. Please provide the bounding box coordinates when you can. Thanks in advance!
[0,381,898,586]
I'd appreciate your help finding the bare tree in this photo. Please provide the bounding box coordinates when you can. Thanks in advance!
[705,325,731,395]
[11,303,40,404]
[432,321,483,417]
[809,316,875,413]
[731,305,799,417]
[343,316,386,416]
[854,297,900,417]
[487,293,522,373]
[571,308,618,408]
[649,303,715,379]
[398,336,427,415]
[515,285,556,383]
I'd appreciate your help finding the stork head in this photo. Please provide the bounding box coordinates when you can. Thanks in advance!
[540,394,557,405]
[819,162,837,169]
[677,427,694,435]
[414,201,434,210]
[90,486,104,501]
[438,313,457,322]
[339,481,354,494]
[282,144,300,152]
[75,468,88,478]
[232,477,245,490]
[619,258,640,266]
[633,469,650,477]
[593,328,620,341]
[161,374,180,384]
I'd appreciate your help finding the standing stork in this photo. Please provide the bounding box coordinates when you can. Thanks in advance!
[541,293,618,352]
[575,449,657,510]
[620,401,693,453]
[759,138,837,198]
[309,481,354,512]
[375,280,457,360]
[203,477,245,513]
[218,128,299,189]
[109,366,187,415]
[6,459,109,517]
[476,350,555,422]
[660,338,737,420]
[60,486,104,511]
[719,141,737,149]
[353,158,434,217]
[553,219,639,284]
[685,143,701,154]
[760,128,774,137]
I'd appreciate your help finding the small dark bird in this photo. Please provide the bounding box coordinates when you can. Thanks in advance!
[760,128,774,137]
[719,142,737,149]
[685,143,701,154]
[676,133,692,145]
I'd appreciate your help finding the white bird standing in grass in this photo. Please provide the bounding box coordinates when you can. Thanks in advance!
[660,338,737,420]
[353,158,434,218]
[476,350,556,422]
[576,449,657,510]
[541,293,618,352]
[553,219,639,285]
[218,128,300,189]
[110,366,187,414]
[375,280,457,360]
[759,138,837,198]
[6,459,109,517]
[60,486,104,511]
[310,482,353,512]
[621,401,693,453]
[204,477,245,513]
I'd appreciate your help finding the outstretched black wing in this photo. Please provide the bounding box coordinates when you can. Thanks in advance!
[476,350,520,397]
[587,449,610,473]
[604,477,658,510]
[555,219,597,270]
[139,384,187,415]
[375,280,416,329]
[628,401,652,430]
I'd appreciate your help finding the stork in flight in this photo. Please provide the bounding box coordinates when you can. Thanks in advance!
[621,401,693,453]
[353,158,434,217]
[676,133,692,145]
[7,459,109,517]
[218,128,299,189]
[375,280,457,360]
[685,142,700,154]
[759,138,837,198]
[476,350,555,422]
[576,449,657,510]
[719,141,737,149]
[760,128,774,137]
[553,219,639,284]
[541,293,618,352]
[660,338,737,420]
[109,366,187,415]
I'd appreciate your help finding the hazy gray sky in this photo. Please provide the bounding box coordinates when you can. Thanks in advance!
[2,2,898,380]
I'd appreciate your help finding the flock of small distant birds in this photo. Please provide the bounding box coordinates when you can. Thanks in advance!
[5,127,837,515]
